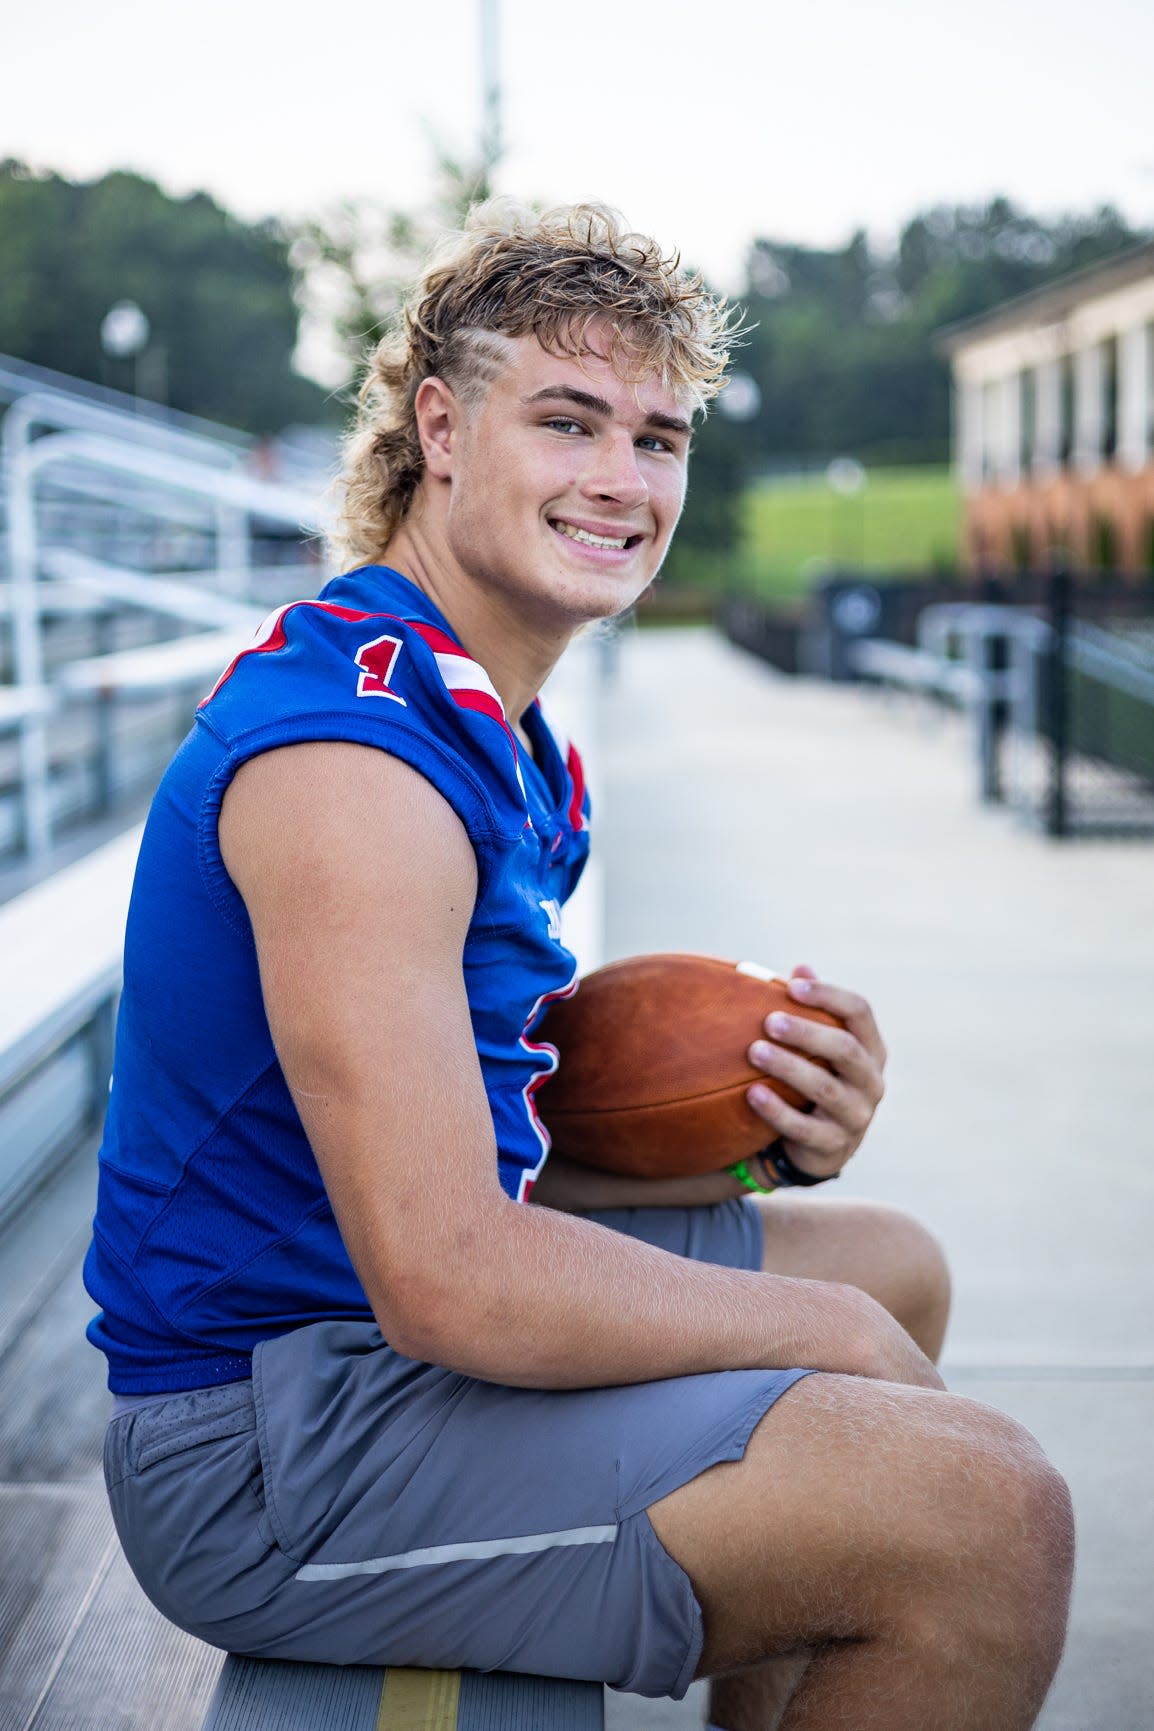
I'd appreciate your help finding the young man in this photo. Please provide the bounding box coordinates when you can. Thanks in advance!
[86,203,1073,1731]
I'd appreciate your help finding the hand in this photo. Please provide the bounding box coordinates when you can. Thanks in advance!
[745,964,887,1183]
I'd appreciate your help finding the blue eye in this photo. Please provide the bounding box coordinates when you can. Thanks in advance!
[546,417,585,435]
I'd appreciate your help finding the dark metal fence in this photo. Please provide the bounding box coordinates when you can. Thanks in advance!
[1027,572,1154,837]
[721,570,1154,840]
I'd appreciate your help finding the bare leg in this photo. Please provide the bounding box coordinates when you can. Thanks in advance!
[707,1197,953,1729]
[754,1193,952,1362]
[653,1372,1072,1731]
[706,1651,810,1731]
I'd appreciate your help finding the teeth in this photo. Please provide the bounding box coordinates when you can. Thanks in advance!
[554,521,629,550]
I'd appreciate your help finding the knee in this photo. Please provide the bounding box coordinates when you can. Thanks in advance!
[985,1412,1073,1596]
[925,1402,1074,1659]
[865,1203,952,1341]
[895,1208,950,1304]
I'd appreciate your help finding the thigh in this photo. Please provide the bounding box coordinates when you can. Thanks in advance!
[105,1320,811,1701]
[647,1369,1050,1678]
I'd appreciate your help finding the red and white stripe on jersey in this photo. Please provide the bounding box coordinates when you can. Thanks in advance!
[402,620,527,794]
[565,742,586,832]
[199,600,406,708]
[535,698,587,834]
[515,966,580,1203]
[201,604,517,775]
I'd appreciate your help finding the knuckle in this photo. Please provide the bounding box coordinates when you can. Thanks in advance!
[814,1071,840,1109]
[834,1030,859,1067]
[748,1084,779,1119]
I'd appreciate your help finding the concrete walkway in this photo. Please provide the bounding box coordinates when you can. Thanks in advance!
[598,628,1154,1731]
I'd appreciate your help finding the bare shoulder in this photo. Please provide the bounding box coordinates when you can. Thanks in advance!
[216,737,482,1114]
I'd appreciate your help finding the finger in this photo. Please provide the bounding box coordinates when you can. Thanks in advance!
[757,1012,884,1102]
[745,1085,851,1172]
[749,1037,876,1131]
[785,976,887,1069]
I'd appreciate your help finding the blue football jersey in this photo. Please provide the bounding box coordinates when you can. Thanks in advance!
[84,564,590,1393]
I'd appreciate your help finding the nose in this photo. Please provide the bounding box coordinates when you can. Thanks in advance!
[579,431,648,512]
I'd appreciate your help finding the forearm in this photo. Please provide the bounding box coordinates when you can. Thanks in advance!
[390,1194,940,1392]
[528,1151,748,1212]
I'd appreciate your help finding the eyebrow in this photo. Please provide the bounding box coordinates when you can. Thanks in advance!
[523,385,692,437]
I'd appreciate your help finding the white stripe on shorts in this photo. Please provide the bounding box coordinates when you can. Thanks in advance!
[294,1522,618,1582]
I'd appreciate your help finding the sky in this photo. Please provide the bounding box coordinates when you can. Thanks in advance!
[7,0,1154,370]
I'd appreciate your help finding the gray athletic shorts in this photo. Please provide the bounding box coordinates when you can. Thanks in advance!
[103,1198,813,1699]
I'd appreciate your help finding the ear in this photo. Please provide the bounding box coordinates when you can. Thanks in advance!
[414,376,460,480]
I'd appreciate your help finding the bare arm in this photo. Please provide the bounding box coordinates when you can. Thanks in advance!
[220,741,941,1392]
[529,1152,750,1212]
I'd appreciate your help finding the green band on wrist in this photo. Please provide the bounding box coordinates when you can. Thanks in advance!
[725,1157,777,1195]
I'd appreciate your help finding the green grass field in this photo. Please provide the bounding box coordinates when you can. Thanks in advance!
[674,466,962,605]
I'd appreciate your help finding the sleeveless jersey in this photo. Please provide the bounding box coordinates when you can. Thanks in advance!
[83,564,590,1394]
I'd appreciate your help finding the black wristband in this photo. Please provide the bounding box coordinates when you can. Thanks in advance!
[760,1139,836,1188]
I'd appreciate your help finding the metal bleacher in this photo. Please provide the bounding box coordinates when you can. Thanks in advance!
[0,361,606,1730]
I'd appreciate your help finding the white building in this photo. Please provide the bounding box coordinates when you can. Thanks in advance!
[940,242,1154,573]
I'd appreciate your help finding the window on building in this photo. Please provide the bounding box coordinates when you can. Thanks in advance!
[1059,354,1074,465]
[1021,367,1036,473]
[1102,336,1119,461]
[983,380,999,482]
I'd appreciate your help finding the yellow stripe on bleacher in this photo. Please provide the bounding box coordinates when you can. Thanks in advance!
[376,1667,461,1730]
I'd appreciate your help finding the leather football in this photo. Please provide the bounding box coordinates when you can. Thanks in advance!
[535,953,844,1178]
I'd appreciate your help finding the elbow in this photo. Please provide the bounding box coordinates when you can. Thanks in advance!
[377,1312,436,1365]
[354,1188,521,1371]
[369,1275,455,1366]
[364,1240,497,1370]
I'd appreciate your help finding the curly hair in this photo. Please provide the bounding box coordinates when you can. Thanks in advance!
[336,200,741,564]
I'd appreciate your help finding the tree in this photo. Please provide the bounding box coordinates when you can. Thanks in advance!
[736,198,1149,468]
[0,159,330,432]
[290,150,492,385]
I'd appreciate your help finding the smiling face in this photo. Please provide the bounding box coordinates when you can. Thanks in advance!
[415,329,693,630]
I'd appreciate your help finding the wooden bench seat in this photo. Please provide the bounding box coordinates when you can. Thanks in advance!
[202,1656,604,1729]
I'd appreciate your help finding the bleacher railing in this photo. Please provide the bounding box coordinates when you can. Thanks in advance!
[2,389,328,862]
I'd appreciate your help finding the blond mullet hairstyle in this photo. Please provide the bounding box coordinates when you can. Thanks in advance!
[335,200,741,564]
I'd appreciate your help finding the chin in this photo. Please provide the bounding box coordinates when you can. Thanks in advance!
[554,577,649,627]
[549,556,661,622]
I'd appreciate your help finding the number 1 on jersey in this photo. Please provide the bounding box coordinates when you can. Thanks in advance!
[355,634,407,703]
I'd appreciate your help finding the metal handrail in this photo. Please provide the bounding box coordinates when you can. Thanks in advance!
[0,357,251,454]
[4,402,328,859]
[1,389,246,474]
[1068,622,1154,706]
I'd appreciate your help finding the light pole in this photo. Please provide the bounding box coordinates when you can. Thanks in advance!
[826,455,867,570]
[100,299,150,402]
[716,372,762,425]
[479,0,501,183]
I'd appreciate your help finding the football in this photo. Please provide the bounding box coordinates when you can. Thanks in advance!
[535,953,845,1178]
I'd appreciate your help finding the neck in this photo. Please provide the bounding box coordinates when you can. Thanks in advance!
[380,510,576,729]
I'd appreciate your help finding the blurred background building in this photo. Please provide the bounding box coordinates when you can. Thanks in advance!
[944,242,1154,573]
